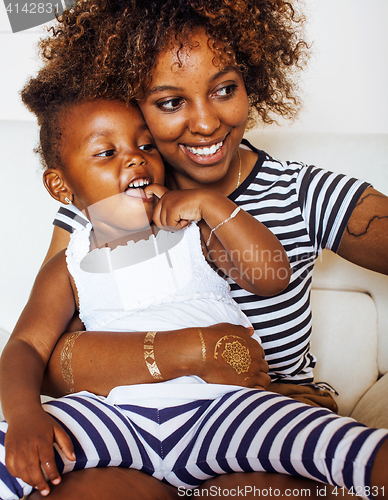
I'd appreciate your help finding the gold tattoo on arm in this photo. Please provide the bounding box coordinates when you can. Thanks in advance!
[144,331,163,380]
[346,192,388,237]
[198,328,206,364]
[60,331,84,393]
[214,335,251,374]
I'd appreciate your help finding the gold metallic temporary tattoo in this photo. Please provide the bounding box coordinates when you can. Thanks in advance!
[144,331,163,380]
[198,328,206,364]
[214,335,251,374]
[60,330,84,393]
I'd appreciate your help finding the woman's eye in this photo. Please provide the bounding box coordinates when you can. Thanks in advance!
[139,143,155,152]
[94,149,115,158]
[157,98,184,112]
[214,84,237,98]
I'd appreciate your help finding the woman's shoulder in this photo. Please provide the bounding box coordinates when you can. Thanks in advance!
[231,139,306,198]
[241,138,306,173]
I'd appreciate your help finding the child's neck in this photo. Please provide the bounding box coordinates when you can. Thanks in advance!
[89,224,157,251]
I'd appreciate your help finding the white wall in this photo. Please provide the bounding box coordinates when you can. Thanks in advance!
[296,0,388,134]
[1,0,388,133]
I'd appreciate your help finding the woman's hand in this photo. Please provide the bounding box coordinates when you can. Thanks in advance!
[5,407,75,496]
[195,323,270,389]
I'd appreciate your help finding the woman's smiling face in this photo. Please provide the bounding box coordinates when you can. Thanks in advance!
[139,29,249,193]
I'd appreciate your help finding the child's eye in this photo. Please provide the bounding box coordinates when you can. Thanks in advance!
[139,143,155,152]
[94,149,115,157]
[214,84,238,99]
[156,98,184,112]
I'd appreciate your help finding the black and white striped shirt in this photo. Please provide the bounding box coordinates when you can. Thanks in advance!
[228,140,369,383]
[53,139,369,384]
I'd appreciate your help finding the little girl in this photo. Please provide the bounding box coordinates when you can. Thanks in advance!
[0,96,289,499]
[0,96,387,500]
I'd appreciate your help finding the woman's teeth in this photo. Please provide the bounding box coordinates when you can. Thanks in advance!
[186,141,223,156]
[128,179,150,188]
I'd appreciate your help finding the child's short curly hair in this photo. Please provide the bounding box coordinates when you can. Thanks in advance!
[23,0,309,132]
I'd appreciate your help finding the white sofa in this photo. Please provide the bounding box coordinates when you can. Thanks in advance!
[0,120,387,424]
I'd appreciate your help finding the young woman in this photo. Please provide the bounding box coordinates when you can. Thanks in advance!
[17,0,388,498]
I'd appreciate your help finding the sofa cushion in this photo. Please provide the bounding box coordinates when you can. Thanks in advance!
[310,289,378,416]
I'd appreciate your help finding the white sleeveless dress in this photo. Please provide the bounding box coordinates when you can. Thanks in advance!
[66,222,257,405]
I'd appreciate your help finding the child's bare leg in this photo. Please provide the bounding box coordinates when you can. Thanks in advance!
[27,469,363,500]
[370,438,388,495]
[27,468,179,500]
[199,473,359,499]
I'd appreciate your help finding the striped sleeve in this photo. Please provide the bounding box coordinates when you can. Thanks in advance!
[53,205,89,234]
[297,166,370,254]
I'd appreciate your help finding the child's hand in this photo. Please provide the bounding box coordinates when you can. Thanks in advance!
[5,407,75,496]
[145,184,210,230]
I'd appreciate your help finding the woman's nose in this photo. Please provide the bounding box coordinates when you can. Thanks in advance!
[189,103,221,136]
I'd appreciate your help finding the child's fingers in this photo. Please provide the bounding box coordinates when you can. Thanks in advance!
[54,424,76,462]
[11,451,51,496]
[144,183,169,200]
[39,449,61,489]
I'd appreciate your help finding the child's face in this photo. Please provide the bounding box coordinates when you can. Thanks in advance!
[58,100,165,232]
[139,28,249,191]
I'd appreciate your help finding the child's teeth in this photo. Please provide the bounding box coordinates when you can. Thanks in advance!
[128,179,150,188]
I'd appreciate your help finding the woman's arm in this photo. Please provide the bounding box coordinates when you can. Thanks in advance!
[337,187,388,274]
[43,323,270,397]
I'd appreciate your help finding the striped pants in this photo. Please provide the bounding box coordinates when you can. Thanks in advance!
[0,388,387,500]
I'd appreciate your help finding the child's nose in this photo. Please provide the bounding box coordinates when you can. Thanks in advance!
[125,153,146,168]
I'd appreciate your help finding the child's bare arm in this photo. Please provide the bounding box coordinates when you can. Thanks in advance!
[41,225,71,267]
[0,252,76,495]
[199,193,291,296]
[147,185,291,296]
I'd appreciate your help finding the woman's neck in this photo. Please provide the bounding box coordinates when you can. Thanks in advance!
[166,146,258,196]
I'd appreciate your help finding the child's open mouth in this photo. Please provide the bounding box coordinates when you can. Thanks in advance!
[125,178,151,199]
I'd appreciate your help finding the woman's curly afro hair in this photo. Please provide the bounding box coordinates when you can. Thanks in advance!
[22,0,309,135]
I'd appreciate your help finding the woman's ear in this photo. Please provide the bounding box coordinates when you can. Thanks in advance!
[43,169,73,205]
